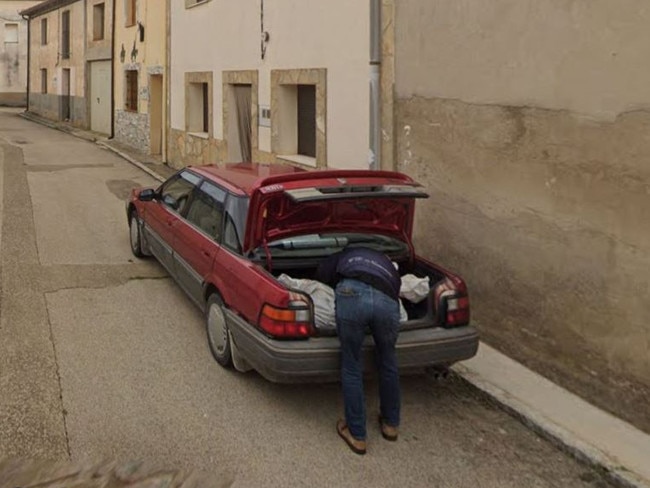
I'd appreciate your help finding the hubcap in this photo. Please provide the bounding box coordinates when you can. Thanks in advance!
[207,302,228,355]
[130,216,139,251]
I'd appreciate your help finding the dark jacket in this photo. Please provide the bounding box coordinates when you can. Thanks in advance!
[316,247,401,301]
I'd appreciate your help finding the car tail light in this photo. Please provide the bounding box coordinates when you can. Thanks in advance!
[444,295,470,327]
[259,297,313,339]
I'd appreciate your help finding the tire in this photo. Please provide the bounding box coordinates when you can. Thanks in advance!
[206,293,232,367]
[129,211,145,258]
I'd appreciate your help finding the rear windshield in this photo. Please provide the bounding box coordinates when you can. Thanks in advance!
[250,232,409,260]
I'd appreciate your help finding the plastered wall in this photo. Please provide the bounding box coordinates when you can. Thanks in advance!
[394,0,650,406]
[28,2,88,127]
[113,0,167,153]
[0,1,42,105]
[169,0,370,169]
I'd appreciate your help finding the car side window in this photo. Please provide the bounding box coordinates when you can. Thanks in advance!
[184,182,226,241]
[159,171,200,213]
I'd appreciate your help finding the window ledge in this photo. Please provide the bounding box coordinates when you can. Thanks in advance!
[277,154,317,168]
[186,0,212,9]
[188,131,209,139]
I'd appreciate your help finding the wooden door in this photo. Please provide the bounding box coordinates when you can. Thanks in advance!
[90,61,111,134]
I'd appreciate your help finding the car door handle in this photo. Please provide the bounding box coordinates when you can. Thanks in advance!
[166,220,174,226]
[202,249,211,258]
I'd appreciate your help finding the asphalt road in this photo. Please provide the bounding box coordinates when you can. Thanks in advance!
[0,109,614,488]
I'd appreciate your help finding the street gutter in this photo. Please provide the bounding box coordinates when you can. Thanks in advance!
[95,141,166,183]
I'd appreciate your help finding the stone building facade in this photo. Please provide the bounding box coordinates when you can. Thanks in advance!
[113,0,167,158]
[21,0,113,133]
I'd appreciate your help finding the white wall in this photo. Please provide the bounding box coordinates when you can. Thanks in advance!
[171,0,370,168]
[0,1,43,94]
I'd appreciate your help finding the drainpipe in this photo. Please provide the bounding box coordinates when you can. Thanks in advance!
[369,0,381,170]
[21,13,31,112]
[110,0,116,138]
[165,0,171,163]
[84,0,88,127]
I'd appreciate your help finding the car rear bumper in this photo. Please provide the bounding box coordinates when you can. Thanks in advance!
[226,310,479,383]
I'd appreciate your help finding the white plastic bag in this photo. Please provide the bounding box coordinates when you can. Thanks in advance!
[400,274,430,303]
[399,299,408,323]
[278,274,410,326]
[278,274,336,330]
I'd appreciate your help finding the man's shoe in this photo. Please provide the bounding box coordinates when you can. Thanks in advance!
[378,416,398,441]
[336,419,367,455]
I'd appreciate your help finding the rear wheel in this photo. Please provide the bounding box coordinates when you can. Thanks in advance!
[206,293,232,367]
[129,211,145,258]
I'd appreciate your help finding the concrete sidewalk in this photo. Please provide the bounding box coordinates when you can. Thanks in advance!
[17,110,650,488]
[453,344,650,488]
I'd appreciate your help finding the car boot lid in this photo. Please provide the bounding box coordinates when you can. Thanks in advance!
[244,170,429,253]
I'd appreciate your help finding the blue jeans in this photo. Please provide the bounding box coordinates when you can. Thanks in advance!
[335,278,400,440]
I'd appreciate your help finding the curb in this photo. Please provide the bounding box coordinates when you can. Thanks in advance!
[96,141,166,183]
[18,111,166,184]
[452,361,649,488]
[19,111,103,144]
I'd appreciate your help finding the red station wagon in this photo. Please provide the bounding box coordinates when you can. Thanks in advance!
[126,163,479,382]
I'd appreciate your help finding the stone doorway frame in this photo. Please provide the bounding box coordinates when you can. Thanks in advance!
[222,70,259,162]
[270,68,327,168]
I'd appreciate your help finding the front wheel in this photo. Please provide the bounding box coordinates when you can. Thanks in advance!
[206,293,232,367]
[129,211,146,258]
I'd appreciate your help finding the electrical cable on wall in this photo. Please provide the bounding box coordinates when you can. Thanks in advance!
[260,0,269,60]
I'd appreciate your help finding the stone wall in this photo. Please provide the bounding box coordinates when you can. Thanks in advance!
[167,129,299,169]
[168,128,223,169]
[115,110,150,152]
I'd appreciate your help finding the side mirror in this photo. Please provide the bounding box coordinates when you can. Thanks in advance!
[138,188,156,202]
[162,194,180,210]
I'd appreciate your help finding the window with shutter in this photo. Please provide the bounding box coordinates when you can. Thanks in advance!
[297,85,316,158]
[5,23,18,43]
[61,11,70,59]
[125,70,138,111]
[185,72,213,136]
[125,0,136,26]
[272,68,326,167]
[41,19,47,45]
[93,3,105,40]
[202,83,209,133]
